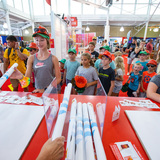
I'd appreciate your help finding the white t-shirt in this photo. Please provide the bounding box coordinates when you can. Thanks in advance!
[95,43,101,53]
[115,68,123,86]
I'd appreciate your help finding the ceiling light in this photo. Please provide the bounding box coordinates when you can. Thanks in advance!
[5,30,8,35]
[149,28,152,31]
[153,28,159,32]
[3,23,8,29]
[25,29,29,34]
[120,26,124,32]
[86,26,90,31]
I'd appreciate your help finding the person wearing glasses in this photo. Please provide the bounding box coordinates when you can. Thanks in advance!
[11,26,61,93]
[139,59,157,97]
[147,64,160,103]
[3,35,30,91]
[26,42,39,55]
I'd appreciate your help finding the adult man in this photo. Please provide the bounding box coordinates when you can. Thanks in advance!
[3,35,30,91]
[126,36,139,75]
[92,36,101,53]
[146,39,153,54]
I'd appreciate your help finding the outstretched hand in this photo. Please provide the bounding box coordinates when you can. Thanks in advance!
[36,136,65,160]
[10,67,23,80]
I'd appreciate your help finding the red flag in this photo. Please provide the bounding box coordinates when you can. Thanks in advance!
[46,0,51,5]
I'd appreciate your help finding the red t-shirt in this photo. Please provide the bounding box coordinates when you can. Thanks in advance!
[140,71,157,92]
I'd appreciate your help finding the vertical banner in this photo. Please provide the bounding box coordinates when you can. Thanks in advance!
[46,0,51,5]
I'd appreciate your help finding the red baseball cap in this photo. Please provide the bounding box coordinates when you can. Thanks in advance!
[26,42,38,50]
[102,50,112,61]
[32,26,50,39]
[147,59,157,66]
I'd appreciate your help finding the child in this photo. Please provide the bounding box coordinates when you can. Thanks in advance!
[139,59,157,97]
[135,51,148,75]
[127,63,142,97]
[59,59,66,86]
[63,48,80,87]
[89,42,99,62]
[26,42,39,55]
[95,46,116,71]
[75,53,98,95]
[111,56,125,96]
[99,50,115,96]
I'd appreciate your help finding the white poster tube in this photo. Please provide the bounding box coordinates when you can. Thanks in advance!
[0,63,18,88]
[87,102,107,160]
[52,83,72,140]
[66,98,77,159]
[82,103,95,160]
[96,103,105,136]
[75,102,84,160]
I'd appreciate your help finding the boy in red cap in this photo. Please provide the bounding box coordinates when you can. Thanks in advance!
[26,42,38,55]
[98,50,115,95]
[139,59,157,97]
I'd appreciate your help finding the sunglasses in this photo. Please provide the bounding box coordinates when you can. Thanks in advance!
[147,64,156,68]
[34,28,48,34]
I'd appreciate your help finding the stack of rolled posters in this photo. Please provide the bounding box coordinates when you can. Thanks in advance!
[52,83,72,140]
[96,103,105,136]
[66,98,77,160]
[82,103,95,160]
[0,63,18,88]
[75,102,85,160]
[88,102,107,160]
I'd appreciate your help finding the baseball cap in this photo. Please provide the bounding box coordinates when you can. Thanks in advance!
[92,36,97,40]
[102,50,112,61]
[59,59,66,64]
[145,50,150,55]
[68,48,77,54]
[147,59,157,66]
[26,42,38,50]
[100,45,111,51]
[139,51,147,55]
[32,26,50,39]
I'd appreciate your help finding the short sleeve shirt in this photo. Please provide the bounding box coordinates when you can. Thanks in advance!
[64,60,80,80]
[150,74,160,94]
[99,67,115,94]
[76,66,98,95]
[115,68,123,86]
[3,47,30,74]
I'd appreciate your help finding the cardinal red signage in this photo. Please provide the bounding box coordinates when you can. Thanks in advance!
[64,17,78,27]
[46,0,51,6]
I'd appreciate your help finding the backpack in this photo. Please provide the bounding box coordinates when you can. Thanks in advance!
[8,47,28,66]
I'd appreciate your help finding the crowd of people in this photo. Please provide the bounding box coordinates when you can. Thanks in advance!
[1,26,160,159]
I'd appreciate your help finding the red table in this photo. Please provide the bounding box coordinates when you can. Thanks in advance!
[5,92,159,160]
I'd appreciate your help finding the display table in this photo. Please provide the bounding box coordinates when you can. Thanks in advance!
[1,92,160,160]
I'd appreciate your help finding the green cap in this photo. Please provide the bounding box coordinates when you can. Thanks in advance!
[68,48,77,54]
[32,33,50,39]
[139,51,147,55]
[100,45,111,51]
[59,59,66,64]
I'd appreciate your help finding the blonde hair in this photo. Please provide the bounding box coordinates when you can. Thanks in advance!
[114,51,123,57]
[115,56,125,73]
[134,62,142,67]
[81,53,94,67]
[46,38,50,49]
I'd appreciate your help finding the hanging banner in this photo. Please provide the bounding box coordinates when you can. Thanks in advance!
[46,0,51,6]
[71,17,78,27]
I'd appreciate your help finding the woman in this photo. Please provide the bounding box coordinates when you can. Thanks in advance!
[11,26,61,93]
[147,65,160,103]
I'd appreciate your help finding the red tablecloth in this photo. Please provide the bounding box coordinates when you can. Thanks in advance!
[3,92,159,160]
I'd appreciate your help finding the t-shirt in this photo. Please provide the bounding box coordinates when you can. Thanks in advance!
[115,68,123,86]
[64,60,80,80]
[150,74,160,94]
[3,47,30,74]
[140,71,157,92]
[91,51,99,59]
[128,72,141,91]
[94,59,116,71]
[95,43,101,53]
[99,67,115,94]
[135,61,148,75]
[127,43,138,58]
[146,42,153,54]
[75,66,98,95]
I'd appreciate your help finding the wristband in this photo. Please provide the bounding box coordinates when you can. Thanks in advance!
[19,75,30,88]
